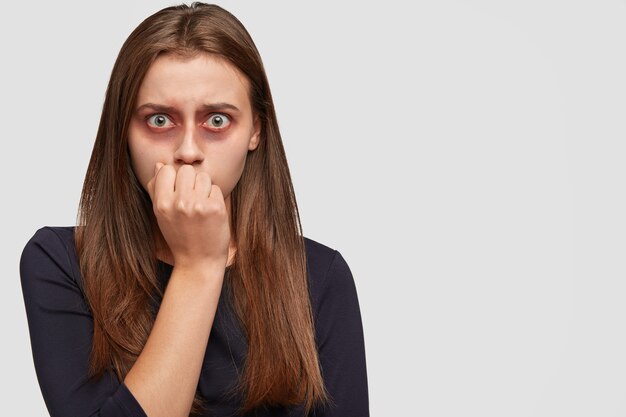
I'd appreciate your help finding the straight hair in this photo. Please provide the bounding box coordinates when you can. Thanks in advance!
[75,3,331,415]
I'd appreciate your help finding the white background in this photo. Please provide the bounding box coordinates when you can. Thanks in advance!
[3,1,626,415]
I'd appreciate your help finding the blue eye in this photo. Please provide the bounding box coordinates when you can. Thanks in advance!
[147,114,173,128]
[207,113,231,129]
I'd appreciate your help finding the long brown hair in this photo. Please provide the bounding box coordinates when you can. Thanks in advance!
[74,3,330,415]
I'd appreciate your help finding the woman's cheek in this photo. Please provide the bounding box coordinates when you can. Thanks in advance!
[128,145,152,190]
[224,150,250,196]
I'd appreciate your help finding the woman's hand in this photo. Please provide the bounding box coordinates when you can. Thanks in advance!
[146,162,231,271]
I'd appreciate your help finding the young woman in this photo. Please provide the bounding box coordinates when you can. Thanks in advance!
[19,3,368,417]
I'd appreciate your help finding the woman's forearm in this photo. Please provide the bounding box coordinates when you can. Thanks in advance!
[124,263,225,417]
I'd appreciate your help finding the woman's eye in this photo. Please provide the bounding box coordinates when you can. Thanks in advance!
[146,114,173,128]
[206,113,231,130]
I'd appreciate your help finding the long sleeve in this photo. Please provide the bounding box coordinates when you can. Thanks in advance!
[19,227,148,417]
[313,250,370,417]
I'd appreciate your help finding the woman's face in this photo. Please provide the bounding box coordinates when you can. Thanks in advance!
[128,52,260,209]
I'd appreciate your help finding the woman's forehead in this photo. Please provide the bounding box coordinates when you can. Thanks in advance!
[135,53,251,112]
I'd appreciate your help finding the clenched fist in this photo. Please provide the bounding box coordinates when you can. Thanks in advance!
[146,162,231,271]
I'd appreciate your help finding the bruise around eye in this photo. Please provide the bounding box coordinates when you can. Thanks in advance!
[147,114,173,128]
[145,113,232,130]
[207,113,231,129]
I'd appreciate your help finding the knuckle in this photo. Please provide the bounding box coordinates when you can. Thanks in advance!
[193,202,209,215]
[207,200,225,216]
[155,200,170,214]
[175,199,189,213]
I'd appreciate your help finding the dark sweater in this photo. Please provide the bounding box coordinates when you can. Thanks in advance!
[19,226,369,417]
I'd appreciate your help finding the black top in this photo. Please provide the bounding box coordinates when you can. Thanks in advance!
[19,226,369,417]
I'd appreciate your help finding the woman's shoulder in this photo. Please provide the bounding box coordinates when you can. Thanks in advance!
[20,225,82,292]
[302,236,356,307]
[25,225,77,243]
[23,226,78,259]
[302,235,338,276]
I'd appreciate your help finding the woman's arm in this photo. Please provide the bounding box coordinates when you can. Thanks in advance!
[20,226,223,417]
[313,250,370,417]
[128,163,230,416]
[21,227,146,417]
[124,262,224,417]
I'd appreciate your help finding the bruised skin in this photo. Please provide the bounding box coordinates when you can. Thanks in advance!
[127,52,261,267]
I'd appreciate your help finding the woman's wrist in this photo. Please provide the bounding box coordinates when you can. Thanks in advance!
[171,259,227,285]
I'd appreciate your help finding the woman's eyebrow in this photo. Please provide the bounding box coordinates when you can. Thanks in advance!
[134,102,241,113]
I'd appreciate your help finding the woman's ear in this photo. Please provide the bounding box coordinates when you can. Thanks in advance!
[248,115,261,151]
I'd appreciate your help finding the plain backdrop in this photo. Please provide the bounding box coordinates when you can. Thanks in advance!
[3,1,626,415]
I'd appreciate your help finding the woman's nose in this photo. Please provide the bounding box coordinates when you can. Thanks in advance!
[173,125,205,165]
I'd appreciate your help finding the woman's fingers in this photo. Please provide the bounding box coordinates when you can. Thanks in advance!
[207,184,225,206]
[146,161,230,267]
[174,164,196,195]
[194,171,213,198]
[153,164,177,203]
[149,163,219,213]
[146,162,164,201]
[155,162,163,176]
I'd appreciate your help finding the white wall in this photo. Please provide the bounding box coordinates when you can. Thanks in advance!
[3,1,626,415]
